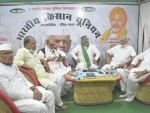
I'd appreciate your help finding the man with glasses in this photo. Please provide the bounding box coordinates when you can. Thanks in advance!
[46,34,75,67]
[0,43,55,113]
[14,36,68,110]
[38,37,72,96]
[49,35,71,54]
[101,36,136,92]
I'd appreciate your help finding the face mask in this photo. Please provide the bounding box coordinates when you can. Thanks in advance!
[29,49,35,54]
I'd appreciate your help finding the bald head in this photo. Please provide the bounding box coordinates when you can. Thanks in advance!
[120,36,128,45]
[24,36,36,51]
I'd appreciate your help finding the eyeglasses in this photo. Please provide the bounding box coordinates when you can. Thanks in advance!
[54,40,71,44]
[0,51,14,56]
[48,44,55,47]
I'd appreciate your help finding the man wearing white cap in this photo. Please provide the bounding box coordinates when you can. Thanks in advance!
[0,43,55,113]
[70,35,100,70]
[14,36,68,110]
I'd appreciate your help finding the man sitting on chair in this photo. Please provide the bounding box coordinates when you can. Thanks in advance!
[70,35,100,70]
[38,36,72,96]
[0,43,55,113]
[101,36,136,91]
[119,48,150,102]
[14,36,68,110]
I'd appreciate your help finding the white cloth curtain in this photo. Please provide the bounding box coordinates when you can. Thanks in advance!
[139,1,150,53]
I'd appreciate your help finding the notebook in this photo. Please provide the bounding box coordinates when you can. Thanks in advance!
[86,73,96,79]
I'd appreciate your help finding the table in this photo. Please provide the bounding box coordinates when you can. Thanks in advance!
[66,70,122,105]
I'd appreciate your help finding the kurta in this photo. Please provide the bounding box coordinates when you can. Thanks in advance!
[14,48,64,107]
[124,48,150,96]
[0,63,55,113]
[14,48,60,86]
[38,45,71,76]
[70,44,100,70]
[38,45,72,95]
[107,45,136,67]
[101,45,136,91]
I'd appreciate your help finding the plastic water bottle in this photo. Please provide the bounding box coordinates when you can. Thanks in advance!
[110,66,114,75]
[113,70,118,76]
[106,68,108,74]
[105,68,109,78]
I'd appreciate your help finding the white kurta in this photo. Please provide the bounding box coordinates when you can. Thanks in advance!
[107,45,136,67]
[124,48,150,95]
[38,46,72,95]
[101,45,136,91]
[14,48,64,107]
[38,45,71,76]
[70,44,100,70]
[0,63,55,113]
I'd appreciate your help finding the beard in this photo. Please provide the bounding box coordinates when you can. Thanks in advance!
[0,57,13,66]
[2,62,13,66]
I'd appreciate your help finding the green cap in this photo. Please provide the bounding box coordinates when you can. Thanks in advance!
[81,35,87,40]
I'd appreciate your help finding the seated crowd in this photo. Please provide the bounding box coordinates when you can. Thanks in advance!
[0,35,150,113]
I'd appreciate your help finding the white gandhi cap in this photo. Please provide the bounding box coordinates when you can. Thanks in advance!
[0,43,11,51]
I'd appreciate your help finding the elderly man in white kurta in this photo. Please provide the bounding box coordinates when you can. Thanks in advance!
[0,44,55,113]
[14,36,68,110]
[38,38,72,96]
[119,48,150,102]
[101,36,136,91]
[71,35,100,70]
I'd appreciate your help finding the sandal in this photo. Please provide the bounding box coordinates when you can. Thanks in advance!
[55,105,61,111]
[59,104,69,110]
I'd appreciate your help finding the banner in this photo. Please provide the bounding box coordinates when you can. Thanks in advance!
[0,4,139,68]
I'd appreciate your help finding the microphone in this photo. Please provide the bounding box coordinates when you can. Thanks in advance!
[52,50,55,55]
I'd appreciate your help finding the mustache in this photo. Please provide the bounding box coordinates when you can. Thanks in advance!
[57,47,66,51]
[112,24,120,28]
[57,48,67,53]
[9,56,13,60]
[2,62,13,66]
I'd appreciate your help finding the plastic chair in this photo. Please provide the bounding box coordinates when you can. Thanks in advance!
[19,67,41,86]
[0,90,21,113]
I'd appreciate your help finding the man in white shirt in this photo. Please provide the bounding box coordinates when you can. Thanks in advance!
[14,36,68,110]
[101,36,136,91]
[46,34,74,67]
[0,43,55,113]
[70,35,100,70]
[38,37,72,96]
[119,48,150,102]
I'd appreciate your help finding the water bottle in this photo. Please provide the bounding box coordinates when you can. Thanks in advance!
[113,70,118,76]
[106,68,108,74]
[105,68,109,78]
[110,66,114,75]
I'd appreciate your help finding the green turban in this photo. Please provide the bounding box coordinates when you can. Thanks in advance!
[81,35,87,40]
